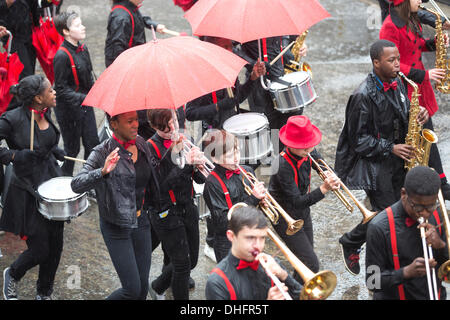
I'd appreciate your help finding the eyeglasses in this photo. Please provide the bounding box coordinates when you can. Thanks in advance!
[406,197,439,213]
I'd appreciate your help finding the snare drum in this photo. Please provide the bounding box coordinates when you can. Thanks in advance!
[269,71,317,113]
[223,113,273,164]
[37,177,89,221]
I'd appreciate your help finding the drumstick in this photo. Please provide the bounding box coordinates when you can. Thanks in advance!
[269,41,296,66]
[64,156,86,163]
[161,28,187,37]
[30,111,34,151]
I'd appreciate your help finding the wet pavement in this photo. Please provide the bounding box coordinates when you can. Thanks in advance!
[0,0,449,301]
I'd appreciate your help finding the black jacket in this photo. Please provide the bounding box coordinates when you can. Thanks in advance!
[366,200,448,300]
[203,165,260,235]
[268,148,325,220]
[185,78,257,130]
[145,133,205,214]
[104,0,158,67]
[71,135,159,228]
[206,252,302,300]
[53,40,95,122]
[334,72,410,190]
[0,105,62,236]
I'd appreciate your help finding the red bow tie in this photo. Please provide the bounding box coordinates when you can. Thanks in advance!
[76,44,85,53]
[383,81,398,92]
[236,259,259,271]
[225,168,241,180]
[163,139,173,149]
[113,133,136,150]
[28,107,47,119]
[405,217,417,227]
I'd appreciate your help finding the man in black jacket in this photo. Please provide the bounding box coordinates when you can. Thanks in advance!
[365,166,448,300]
[334,39,429,276]
[53,11,99,176]
[205,204,302,300]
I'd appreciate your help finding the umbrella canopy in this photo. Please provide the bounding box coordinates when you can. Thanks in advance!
[83,35,248,116]
[184,0,331,43]
[0,32,24,115]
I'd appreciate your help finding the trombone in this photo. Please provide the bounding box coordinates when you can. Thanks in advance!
[437,189,450,283]
[308,154,378,224]
[228,202,337,300]
[238,165,304,235]
[418,216,439,300]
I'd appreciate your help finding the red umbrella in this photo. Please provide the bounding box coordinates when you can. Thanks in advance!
[32,14,64,84]
[0,31,24,115]
[184,0,331,43]
[82,35,248,116]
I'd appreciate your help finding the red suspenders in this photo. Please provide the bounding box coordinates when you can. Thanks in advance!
[111,5,135,48]
[58,47,79,92]
[210,171,233,209]
[280,150,311,192]
[211,268,237,300]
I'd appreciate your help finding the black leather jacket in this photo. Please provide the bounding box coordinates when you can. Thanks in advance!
[104,0,159,67]
[334,72,410,190]
[71,135,159,228]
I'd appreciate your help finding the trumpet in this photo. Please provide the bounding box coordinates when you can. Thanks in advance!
[308,154,378,224]
[418,216,439,300]
[239,165,304,235]
[228,203,337,300]
[437,189,450,283]
[180,138,215,178]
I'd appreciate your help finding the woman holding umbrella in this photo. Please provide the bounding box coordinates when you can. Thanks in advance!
[0,74,67,300]
[71,110,159,300]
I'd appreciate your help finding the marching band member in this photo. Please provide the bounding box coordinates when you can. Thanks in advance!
[53,11,100,176]
[366,166,448,300]
[379,0,450,200]
[71,111,158,300]
[1,75,66,300]
[202,129,266,262]
[268,115,340,283]
[334,40,428,275]
[145,108,205,300]
[205,204,302,300]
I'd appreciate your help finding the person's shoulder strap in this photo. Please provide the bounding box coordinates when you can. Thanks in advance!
[210,171,233,209]
[111,5,135,48]
[147,138,161,159]
[58,46,79,92]
[386,206,406,300]
[432,210,442,236]
[280,151,298,187]
[211,267,236,300]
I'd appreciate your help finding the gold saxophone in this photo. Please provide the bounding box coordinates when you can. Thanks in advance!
[284,31,312,76]
[420,5,450,93]
[399,72,438,170]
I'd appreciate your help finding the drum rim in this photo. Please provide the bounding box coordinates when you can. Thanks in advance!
[38,196,89,221]
[268,71,311,91]
[223,112,270,135]
[37,176,85,201]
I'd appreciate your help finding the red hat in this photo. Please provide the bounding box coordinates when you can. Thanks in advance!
[389,0,406,5]
[279,115,322,149]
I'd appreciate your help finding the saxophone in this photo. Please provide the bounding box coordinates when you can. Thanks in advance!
[399,72,438,170]
[284,30,312,76]
[420,5,450,93]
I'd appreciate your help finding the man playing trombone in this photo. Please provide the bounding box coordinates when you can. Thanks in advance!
[268,115,341,283]
[366,166,448,300]
[205,204,302,300]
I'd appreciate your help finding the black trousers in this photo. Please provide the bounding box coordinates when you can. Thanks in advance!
[55,107,100,176]
[424,118,447,185]
[339,156,406,249]
[9,219,64,296]
[272,211,319,284]
[150,203,200,300]
[100,216,152,300]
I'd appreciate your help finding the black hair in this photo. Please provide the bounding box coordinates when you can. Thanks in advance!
[9,74,48,107]
[54,11,79,36]
[106,113,119,130]
[147,109,172,131]
[404,166,441,196]
[228,204,268,235]
[369,39,396,62]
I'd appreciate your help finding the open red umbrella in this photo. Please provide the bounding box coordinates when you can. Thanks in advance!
[82,35,248,116]
[184,0,330,44]
[0,31,24,115]
[32,13,64,84]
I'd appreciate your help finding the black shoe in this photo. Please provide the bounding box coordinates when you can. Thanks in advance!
[188,277,195,290]
[36,294,52,300]
[3,267,18,300]
[340,244,361,276]
[441,183,450,201]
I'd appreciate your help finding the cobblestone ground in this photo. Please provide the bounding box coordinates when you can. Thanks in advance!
[0,0,448,300]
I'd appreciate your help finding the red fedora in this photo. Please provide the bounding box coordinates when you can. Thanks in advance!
[279,115,322,149]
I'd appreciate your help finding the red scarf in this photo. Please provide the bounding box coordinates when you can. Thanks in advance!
[28,107,48,119]
[112,133,136,149]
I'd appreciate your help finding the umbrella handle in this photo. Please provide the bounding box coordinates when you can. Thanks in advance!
[257,39,270,91]
[6,30,12,59]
